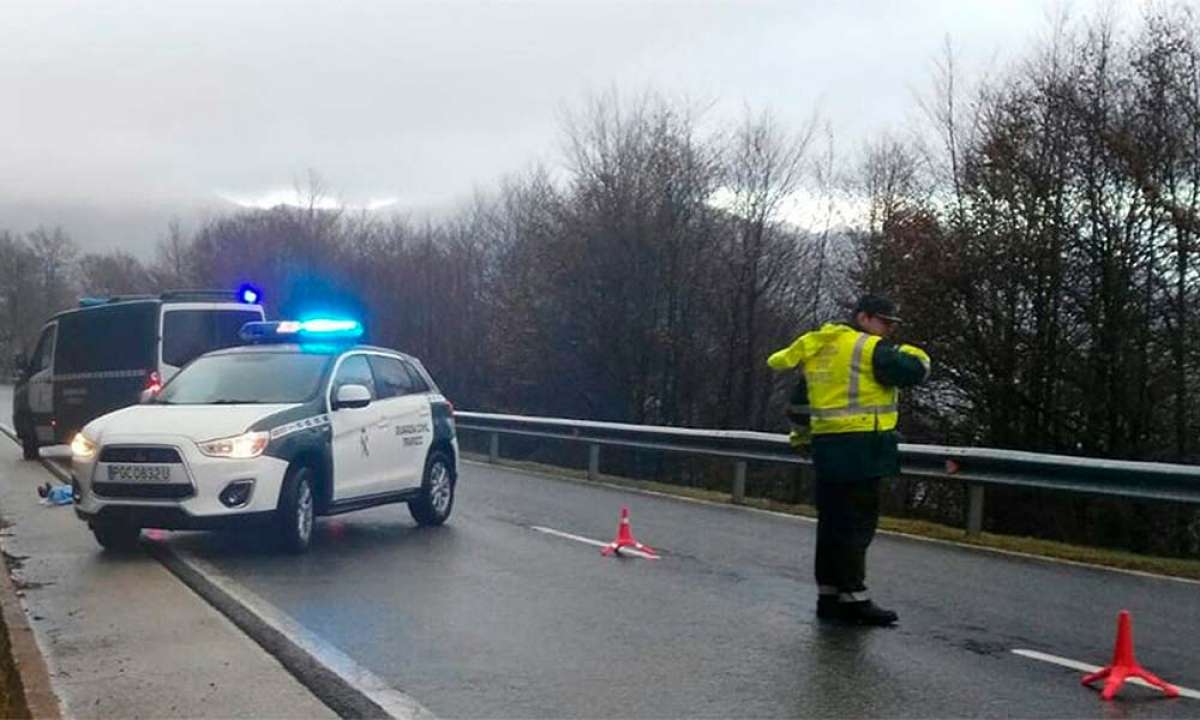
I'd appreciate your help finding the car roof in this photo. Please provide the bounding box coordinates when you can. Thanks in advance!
[211,343,418,362]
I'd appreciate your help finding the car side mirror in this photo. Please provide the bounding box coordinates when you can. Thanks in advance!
[334,384,372,410]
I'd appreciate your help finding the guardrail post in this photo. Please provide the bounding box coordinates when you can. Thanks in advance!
[588,444,600,481]
[488,433,499,464]
[733,460,747,505]
[967,482,985,536]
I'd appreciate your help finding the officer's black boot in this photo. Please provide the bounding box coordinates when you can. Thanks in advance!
[836,600,898,626]
[816,595,838,620]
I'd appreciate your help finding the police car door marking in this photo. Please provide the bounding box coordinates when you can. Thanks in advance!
[360,428,370,456]
[395,423,430,447]
[269,414,331,440]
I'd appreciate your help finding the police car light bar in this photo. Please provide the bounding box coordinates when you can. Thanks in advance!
[239,319,364,343]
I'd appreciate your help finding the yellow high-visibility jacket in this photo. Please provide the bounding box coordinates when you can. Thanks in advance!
[768,323,930,436]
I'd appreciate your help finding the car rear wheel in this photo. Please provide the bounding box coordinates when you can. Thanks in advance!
[409,450,454,526]
[91,522,141,551]
[277,465,315,553]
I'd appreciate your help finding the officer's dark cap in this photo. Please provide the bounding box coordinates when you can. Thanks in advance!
[854,294,902,323]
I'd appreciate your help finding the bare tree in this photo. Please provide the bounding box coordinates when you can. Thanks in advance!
[718,107,816,427]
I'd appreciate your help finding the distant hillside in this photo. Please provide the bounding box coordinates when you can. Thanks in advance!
[0,198,241,259]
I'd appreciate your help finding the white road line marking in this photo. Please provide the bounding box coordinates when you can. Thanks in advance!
[468,459,1200,587]
[173,549,437,718]
[1012,649,1200,700]
[530,525,660,560]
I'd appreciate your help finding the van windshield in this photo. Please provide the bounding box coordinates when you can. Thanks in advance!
[156,352,331,405]
[161,309,263,368]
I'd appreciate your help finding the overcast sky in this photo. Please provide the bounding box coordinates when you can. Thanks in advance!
[0,0,1161,255]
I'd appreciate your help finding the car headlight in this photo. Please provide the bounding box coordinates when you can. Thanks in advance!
[70,433,97,459]
[197,431,270,459]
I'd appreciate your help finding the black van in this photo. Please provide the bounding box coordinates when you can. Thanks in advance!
[12,290,265,460]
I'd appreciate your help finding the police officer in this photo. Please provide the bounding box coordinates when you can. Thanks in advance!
[767,294,930,626]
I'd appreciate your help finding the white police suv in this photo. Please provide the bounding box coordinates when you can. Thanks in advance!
[69,319,458,553]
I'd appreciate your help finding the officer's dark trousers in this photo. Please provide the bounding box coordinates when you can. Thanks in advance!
[814,476,881,594]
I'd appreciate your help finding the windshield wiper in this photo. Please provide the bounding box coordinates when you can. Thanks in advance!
[207,399,263,405]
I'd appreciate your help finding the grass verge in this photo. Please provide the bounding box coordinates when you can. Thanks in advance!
[465,453,1200,582]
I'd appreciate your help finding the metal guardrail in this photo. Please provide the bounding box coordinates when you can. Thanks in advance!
[455,411,1200,536]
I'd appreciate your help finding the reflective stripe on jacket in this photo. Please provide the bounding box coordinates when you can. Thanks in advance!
[768,323,897,435]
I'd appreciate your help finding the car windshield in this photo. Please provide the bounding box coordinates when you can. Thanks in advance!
[156,352,331,405]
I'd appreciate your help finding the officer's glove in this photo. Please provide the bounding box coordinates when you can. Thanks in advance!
[789,427,812,454]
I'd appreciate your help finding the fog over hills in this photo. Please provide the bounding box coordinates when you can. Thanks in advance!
[0,198,233,257]
[0,194,458,259]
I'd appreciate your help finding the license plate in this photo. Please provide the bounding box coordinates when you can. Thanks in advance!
[106,464,172,483]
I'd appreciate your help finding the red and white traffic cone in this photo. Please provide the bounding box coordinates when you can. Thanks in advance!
[1082,610,1179,701]
[601,506,658,558]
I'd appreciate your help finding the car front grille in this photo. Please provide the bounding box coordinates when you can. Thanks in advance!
[92,483,195,500]
[99,446,183,464]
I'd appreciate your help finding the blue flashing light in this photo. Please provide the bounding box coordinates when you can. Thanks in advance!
[300,319,360,334]
[237,284,262,305]
[239,318,363,344]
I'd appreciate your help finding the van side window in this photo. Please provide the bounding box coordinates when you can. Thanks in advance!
[30,326,55,372]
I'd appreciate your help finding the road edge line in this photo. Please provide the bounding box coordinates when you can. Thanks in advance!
[463,458,1200,587]
[530,525,660,559]
[0,425,70,488]
[1012,649,1200,700]
[0,424,65,719]
[149,542,436,720]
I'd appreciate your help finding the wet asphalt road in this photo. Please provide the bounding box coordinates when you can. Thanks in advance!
[165,460,1200,719]
[3,385,1197,718]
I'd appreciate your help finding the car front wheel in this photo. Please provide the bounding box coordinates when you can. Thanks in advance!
[409,451,454,526]
[277,465,315,553]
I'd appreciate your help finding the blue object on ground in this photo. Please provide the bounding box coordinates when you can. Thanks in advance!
[45,485,72,505]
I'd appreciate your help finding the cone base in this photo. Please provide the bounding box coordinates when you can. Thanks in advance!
[1083,664,1180,701]
[601,539,658,557]
[1083,611,1179,701]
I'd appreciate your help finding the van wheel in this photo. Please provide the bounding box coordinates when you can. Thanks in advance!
[409,451,454,526]
[276,465,315,553]
[92,522,141,551]
[21,434,39,461]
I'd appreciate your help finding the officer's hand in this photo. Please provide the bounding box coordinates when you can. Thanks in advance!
[789,428,812,455]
